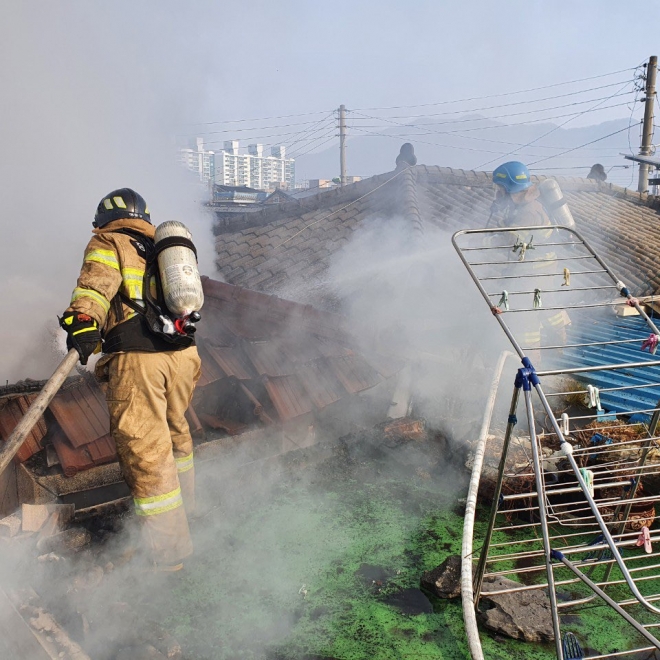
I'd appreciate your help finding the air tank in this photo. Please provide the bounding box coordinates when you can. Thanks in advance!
[154,221,204,317]
[539,179,576,229]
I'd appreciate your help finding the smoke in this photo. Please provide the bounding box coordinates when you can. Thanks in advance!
[0,2,218,383]
[324,213,510,437]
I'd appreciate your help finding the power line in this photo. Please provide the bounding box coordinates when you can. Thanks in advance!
[349,80,634,120]
[181,117,335,137]
[287,114,336,154]
[475,76,637,169]
[350,67,638,112]
[350,124,631,161]
[184,109,332,127]
[296,130,337,158]
[351,90,635,131]
[527,124,638,166]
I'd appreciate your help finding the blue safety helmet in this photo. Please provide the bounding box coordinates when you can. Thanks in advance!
[492,161,532,194]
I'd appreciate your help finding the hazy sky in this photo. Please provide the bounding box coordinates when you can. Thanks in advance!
[0,1,656,380]
[180,1,655,123]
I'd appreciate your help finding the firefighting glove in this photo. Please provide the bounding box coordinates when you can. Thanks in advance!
[59,312,102,365]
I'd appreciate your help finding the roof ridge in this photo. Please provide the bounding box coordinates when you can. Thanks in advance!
[212,172,396,235]
[399,167,424,236]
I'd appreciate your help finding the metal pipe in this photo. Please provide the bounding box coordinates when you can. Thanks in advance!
[472,384,521,601]
[469,255,596,266]
[553,550,660,650]
[523,387,564,659]
[487,285,617,296]
[461,241,586,251]
[537,358,660,377]
[479,269,606,280]
[452,232,526,358]
[545,381,660,395]
[504,300,630,312]
[535,382,660,615]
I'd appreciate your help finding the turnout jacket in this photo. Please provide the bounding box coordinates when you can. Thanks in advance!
[67,217,156,340]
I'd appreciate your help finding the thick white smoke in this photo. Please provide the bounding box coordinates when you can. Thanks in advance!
[0,2,219,383]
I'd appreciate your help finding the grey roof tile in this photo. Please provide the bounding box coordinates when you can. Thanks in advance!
[215,165,660,300]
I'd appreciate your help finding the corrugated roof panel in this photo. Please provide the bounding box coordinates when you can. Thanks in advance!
[298,359,346,409]
[49,380,110,448]
[0,395,46,463]
[327,355,381,393]
[263,375,313,421]
[560,314,660,414]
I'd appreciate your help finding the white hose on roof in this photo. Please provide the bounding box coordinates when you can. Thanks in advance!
[461,350,513,660]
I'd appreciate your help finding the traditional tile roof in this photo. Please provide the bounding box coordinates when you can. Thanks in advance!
[213,165,660,300]
[0,277,402,477]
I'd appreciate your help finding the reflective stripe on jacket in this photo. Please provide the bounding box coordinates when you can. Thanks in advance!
[67,218,155,336]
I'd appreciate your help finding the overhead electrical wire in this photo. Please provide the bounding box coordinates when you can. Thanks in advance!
[349,81,634,121]
[351,91,635,131]
[289,132,337,160]
[286,113,336,154]
[350,67,637,112]
[182,68,634,129]
[184,109,333,126]
[475,76,637,169]
[527,124,639,166]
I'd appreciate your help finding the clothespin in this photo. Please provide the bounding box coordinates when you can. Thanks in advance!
[636,526,653,554]
[497,291,509,311]
[533,289,542,309]
[641,333,660,355]
[579,468,595,498]
[561,413,570,436]
[586,385,600,409]
[562,268,570,287]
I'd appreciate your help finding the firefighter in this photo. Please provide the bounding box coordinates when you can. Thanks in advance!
[60,189,201,571]
[491,162,570,355]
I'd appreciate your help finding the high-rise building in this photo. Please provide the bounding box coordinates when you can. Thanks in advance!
[178,137,215,183]
[213,141,295,190]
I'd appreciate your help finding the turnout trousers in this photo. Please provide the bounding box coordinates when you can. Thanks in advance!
[105,346,202,566]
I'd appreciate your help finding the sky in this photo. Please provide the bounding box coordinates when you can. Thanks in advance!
[0,0,657,381]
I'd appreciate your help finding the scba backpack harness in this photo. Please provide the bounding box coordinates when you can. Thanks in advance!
[103,228,198,353]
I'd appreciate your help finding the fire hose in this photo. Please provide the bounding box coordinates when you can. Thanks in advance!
[0,349,79,476]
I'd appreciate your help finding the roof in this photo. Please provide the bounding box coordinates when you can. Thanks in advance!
[213,164,660,302]
[559,312,660,417]
[0,277,402,477]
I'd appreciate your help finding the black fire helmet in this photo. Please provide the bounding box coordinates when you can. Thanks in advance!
[93,188,151,228]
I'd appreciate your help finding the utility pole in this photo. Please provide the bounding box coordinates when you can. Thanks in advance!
[339,104,347,186]
[638,55,657,193]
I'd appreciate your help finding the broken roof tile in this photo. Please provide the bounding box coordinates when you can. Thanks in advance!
[48,380,110,449]
[243,341,296,377]
[297,360,346,409]
[200,342,254,380]
[328,355,381,393]
[50,426,117,477]
[263,375,313,421]
[0,394,47,463]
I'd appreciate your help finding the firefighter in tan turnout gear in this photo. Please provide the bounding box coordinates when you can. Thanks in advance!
[60,188,202,571]
[490,162,570,356]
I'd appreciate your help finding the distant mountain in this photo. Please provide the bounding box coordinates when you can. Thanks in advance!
[295,115,639,188]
